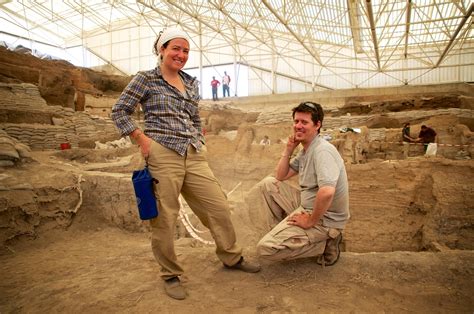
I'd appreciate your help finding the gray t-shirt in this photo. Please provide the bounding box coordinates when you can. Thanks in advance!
[289,135,350,229]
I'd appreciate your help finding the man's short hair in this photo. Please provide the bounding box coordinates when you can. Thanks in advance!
[292,102,324,127]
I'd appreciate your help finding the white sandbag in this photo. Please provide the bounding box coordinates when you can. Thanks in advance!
[425,143,437,156]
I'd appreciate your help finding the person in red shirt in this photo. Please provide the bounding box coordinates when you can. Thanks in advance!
[211,76,220,101]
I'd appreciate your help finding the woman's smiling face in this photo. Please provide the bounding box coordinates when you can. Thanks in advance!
[160,38,190,71]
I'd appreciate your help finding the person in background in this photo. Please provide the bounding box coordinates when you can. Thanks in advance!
[259,135,271,145]
[222,71,231,97]
[211,76,220,101]
[402,123,414,142]
[111,27,260,301]
[256,101,350,267]
[415,125,437,152]
[402,122,414,158]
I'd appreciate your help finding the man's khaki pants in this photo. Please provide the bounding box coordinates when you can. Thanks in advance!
[256,177,340,261]
[147,141,242,280]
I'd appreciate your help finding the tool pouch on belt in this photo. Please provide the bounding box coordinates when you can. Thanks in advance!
[132,165,159,220]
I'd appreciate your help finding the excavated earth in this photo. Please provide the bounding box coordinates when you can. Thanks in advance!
[0,47,473,313]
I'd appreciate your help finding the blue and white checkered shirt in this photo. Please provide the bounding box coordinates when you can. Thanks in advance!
[111,66,204,156]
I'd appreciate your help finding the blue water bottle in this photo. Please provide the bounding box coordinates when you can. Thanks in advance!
[131,166,159,220]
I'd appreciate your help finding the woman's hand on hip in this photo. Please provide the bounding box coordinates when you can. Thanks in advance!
[138,135,152,159]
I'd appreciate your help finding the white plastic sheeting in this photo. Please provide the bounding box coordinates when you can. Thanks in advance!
[0,0,472,94]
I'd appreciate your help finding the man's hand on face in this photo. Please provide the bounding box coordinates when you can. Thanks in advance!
[287,135,300,151]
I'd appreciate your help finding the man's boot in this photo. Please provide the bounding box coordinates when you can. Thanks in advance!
[317,232,342,266]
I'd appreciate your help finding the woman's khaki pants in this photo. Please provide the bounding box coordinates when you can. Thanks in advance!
[147,141,242,280]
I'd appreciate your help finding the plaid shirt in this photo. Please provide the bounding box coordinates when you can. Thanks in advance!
[111,66,204,156]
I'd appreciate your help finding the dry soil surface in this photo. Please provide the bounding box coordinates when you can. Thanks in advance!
[1,226,473,313]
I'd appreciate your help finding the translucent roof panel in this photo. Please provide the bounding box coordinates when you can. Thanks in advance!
[0,0,473,91]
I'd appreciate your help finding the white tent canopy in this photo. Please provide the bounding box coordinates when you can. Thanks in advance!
[1,0,473,96]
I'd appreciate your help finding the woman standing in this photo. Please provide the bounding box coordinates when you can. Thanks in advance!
[111,28,260,300]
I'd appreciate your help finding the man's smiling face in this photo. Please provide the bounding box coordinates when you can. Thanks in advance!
[293,111,320,144]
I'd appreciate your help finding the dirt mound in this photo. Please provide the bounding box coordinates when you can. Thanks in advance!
[0,46,130,110]
[338,93,473,116]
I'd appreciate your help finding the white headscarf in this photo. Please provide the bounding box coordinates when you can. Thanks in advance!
[156,28,190,65]
[157,27,190,51]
